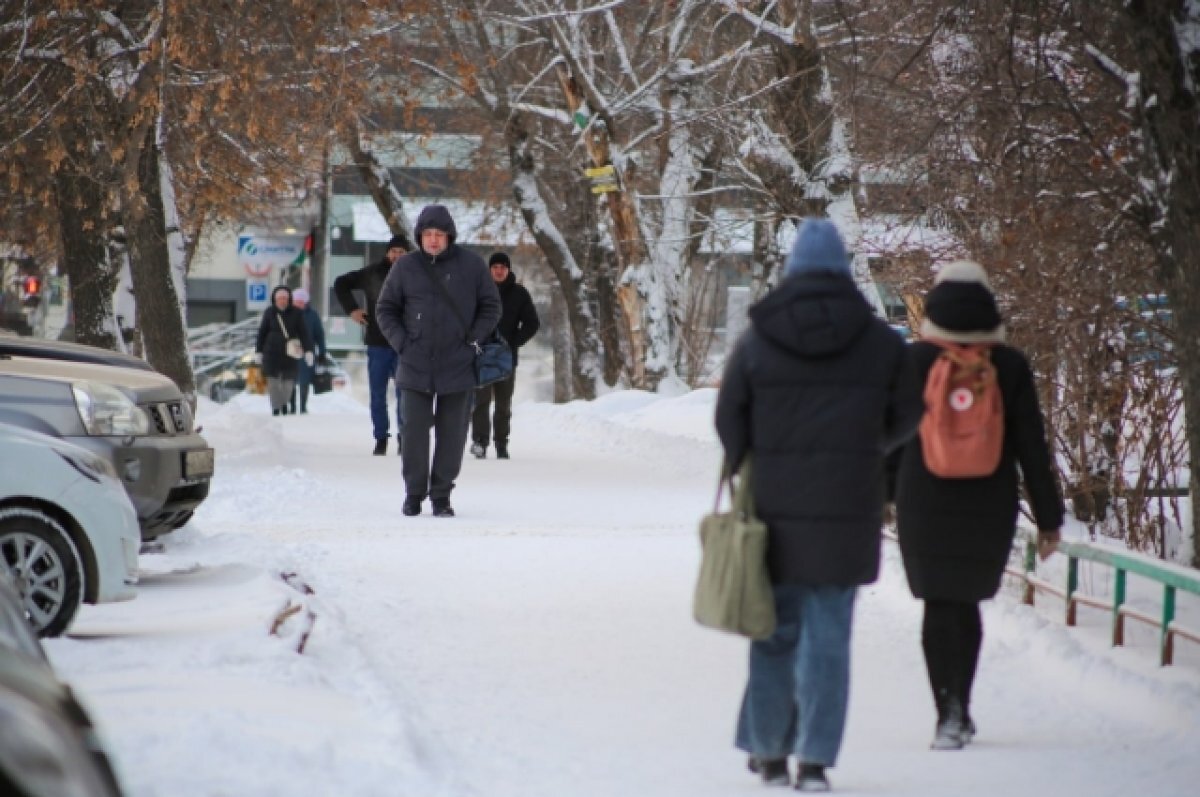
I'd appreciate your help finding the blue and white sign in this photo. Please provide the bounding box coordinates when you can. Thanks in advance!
[247,279,270,310]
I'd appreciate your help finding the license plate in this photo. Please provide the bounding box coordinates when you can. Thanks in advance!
[183,448,215,479]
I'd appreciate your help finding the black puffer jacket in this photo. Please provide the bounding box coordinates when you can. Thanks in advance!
[375,205,502,394]
[255,287,314,379]
[495,269,539,367]
[895,341,1063,602]
[715,273,923,586]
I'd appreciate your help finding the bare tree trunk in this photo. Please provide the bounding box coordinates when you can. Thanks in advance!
[344,117,414,249]
[1122,0,1200,566]
[122,126,195,396]
[54,165,120,349]
[505,114,604,399]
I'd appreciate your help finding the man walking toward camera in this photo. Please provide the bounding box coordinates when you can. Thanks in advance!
[470,251,540,460]
[335,235,409,455]
[376,205,501,518]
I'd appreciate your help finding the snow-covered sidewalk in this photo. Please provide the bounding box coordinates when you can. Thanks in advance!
[45,388,1200,797]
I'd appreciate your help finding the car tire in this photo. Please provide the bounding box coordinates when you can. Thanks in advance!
[0,508,84,637]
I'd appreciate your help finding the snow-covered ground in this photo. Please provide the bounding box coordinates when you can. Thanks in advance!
[44,374,1200,797]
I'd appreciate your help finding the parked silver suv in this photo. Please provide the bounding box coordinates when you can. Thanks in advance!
[0,355,213,541]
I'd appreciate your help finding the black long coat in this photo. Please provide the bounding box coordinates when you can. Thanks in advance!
[715,273,923,587]
[894,341,1064,602]
[255,301,314,380]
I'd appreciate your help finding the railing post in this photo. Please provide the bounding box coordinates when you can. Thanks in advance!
[1066,556,1079,626]
[1023,538,1036,606]
[1161,585,1176,666]
[1112,569,1126,647]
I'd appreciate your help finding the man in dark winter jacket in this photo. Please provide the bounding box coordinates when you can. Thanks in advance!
[334,234,408,455]
[376,205,501,518]
[715,218,922,792]
[469,251,540,460]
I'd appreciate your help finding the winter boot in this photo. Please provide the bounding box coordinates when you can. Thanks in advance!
[373,438,387,456]
[795,764,830,792]
[495,442,509,459]
[747,756,789,787]
[402,495,423,516]
[431,498,455,518]
[931,694,966,751]
[960,714,977,745]
[272,409,281,417]
[470,441,486,459]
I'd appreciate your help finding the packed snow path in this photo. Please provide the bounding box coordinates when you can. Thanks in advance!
[46,389,1199,797]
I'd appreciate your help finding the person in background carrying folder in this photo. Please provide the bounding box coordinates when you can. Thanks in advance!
[714,218,922,792]
[376,205,501,518]
[334,234,408,455]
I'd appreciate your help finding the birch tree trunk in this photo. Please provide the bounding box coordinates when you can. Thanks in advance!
[1122,0,1200,566]
[123,125,195,396]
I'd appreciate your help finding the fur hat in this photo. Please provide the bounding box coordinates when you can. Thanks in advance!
[919,260,1006,343]
[488,252,511,269]
[784,218,851,278]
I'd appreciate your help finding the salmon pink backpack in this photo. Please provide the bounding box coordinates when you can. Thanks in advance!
[918,341,1004,478]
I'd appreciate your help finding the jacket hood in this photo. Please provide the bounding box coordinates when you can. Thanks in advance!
[749,273,873,357]
[414,204,458,246]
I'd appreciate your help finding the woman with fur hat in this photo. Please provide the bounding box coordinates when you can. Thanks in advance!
[892,260,1063,750]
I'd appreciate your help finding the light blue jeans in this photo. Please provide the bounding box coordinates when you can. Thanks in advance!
[735,584,858,766]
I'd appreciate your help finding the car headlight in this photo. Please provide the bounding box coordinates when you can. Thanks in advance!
[71,381,150,436]
[56,448,119,483]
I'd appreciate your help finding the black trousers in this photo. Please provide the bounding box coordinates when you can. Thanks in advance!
[921,599,983,720]
[400,389,472,500]
[470,371,515,447]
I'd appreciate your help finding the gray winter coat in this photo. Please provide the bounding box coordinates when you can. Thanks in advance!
[376,205,502,394]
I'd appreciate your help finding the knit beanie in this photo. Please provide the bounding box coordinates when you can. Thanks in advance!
[919,260,1006,343]
[292,287,310,303]
[488,252,511,269]
[784,218,851,278]
[386,235,407,252]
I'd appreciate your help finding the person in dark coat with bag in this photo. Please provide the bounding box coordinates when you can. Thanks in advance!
[334,235,409,455]
[892,259,1063,751]
[715,218,923,792]
[289,287,326,414]
[469,251,540,460]
[255,285,314,416]
[376,204,501,518]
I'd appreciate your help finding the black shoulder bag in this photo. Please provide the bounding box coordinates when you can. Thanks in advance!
[415,257,513,388]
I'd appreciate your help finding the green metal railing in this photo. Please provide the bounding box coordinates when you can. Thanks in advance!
[1017,536,1200,666]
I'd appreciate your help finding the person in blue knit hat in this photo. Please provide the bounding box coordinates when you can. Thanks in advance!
[715,217,923,792]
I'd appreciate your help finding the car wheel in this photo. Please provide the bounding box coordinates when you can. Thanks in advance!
[0,508,84,638]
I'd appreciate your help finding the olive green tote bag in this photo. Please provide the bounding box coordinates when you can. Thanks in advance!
[693,457,776,640]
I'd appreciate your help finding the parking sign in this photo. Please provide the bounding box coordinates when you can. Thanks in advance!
[247,280,270,310]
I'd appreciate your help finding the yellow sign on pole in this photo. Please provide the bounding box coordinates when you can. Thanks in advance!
[591,182,619,194]
[584,165,616,179]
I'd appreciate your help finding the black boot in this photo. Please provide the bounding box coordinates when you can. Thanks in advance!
[373,438,387,456]
[272,408,281,416]
[746,756,789,787]
[795,763,830,792]
[931,691,966,750]
[495,442,509,459]
[431,498,455,518]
